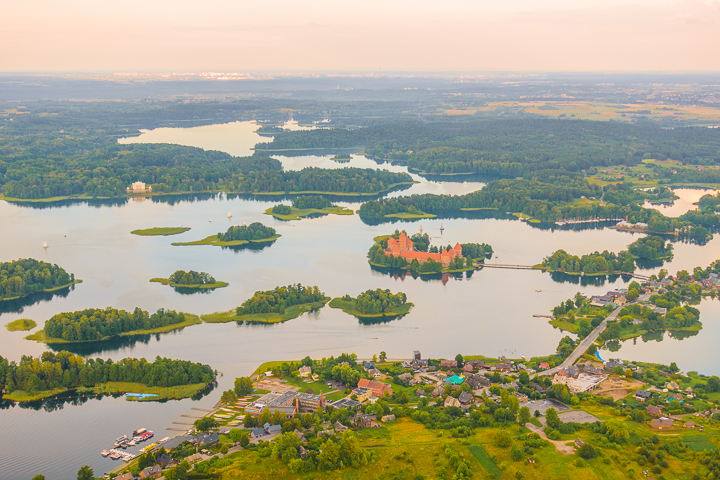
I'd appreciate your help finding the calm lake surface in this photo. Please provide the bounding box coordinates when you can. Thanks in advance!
[1,123,719,479]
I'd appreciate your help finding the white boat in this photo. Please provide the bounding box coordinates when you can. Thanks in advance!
[101,450,109,457]
[43,241,48,249]
[241,220,246,226]
[227,212,232,218]
[209,218,212,222]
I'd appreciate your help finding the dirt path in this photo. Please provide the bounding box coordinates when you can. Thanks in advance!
[526,423,575,455]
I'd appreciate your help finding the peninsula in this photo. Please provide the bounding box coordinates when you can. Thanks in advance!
[265,195,353,220]
[202,284,329,324]
[131,227,191,236]
[329,289,413,319]
[27,307,200,344]
[172,222,280,247]
[0,351,215,402]
[150,270,228,290]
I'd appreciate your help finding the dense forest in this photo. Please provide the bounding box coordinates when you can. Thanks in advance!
[257,118,720,174]
[292,195,333,209]
[236,284,327,315]
[43,307,188,342]
[341,289,409,315]
[217,223,277,242]
[237,167,411,194]
[541,249,637,274]
[461,243,494,260]
[627,236,674,261]
[0,258,76,301]
[0,351,216,396]
[168,270,217,286]
[358,173,719,242]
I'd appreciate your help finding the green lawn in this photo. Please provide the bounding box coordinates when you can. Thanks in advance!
[131,227,191,236]
[172,234,281,247]
[467,445,502,478]
[202,298,330,324]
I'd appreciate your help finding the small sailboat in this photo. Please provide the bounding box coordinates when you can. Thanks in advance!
[440,223,444,232]
[209,218,212,222]
[419,224,423,234]
[43,241,48,249]
[536,289,542,292]
[227,212,232,219]
[242,220,246,226]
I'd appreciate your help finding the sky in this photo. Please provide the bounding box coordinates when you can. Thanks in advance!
[1,0,719,72]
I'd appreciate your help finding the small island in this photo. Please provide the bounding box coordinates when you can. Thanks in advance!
[537,248,637,275]
[330,154,352,163]
[203,284,329,324]
[150,270,228,291]
[6,318,36,331]
[628,235,674,262]
[329,289,413,319]
[0,351,215,402]
[368,230,493,274]
[27,307,200,344]
[131,227,191,236]
[172,222,280,247]
[1,258,81,302]
[265,195,353,220]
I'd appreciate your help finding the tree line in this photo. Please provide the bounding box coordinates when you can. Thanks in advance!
[43,307,187,342]
[292,195,333,209]
[0,351,216,395]
[236,284,326,315]
[217,222,276,242]
[0,258,75,301]
[542,249,637,274]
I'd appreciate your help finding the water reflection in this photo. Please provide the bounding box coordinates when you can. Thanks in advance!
[369,265,474,284]
[643,187,719,217]
[547,271,634,287]
[0,285,75,316]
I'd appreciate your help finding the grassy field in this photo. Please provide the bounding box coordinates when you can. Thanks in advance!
[264,206,353,220]
[87,381,209,401]
[5,318,37,331]
[202,298,330,324]
[328,297,413,319]
[149,278,229,289]
[172,234,281,247]
[26,314,201,344]
[131,227,191,236]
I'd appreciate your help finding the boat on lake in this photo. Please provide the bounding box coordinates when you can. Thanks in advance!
[227,212,232,218]
[101,450,109,457]
[43,241,48,249]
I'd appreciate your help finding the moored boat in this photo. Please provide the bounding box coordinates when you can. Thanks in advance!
[101,450,109,457]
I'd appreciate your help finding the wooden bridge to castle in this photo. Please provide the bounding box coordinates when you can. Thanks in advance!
[478,263,652,280]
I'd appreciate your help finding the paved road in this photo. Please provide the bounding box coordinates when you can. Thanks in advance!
[539,294,650,377]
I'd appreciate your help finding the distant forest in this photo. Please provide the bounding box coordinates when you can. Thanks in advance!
[0,258,76,301]
[257,118,720,174]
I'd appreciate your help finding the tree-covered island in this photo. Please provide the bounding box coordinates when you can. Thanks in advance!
[202,284,330,324]
[329,289,413,319]
[131,227,191,236]
[266,195,353,220]
[150,270,228,290]
[172,222,280,247]
[627,235,674,261]
[330,153,352,162]
[26,307,200,344]
[539,249,637,276]
[0,351,216,402]
[368,230,493,274]
[1,258,81,302]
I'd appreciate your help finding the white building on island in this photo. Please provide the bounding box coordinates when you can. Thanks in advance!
[127,181,152,194]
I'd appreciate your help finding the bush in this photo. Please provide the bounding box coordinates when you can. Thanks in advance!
[578,443,597,459]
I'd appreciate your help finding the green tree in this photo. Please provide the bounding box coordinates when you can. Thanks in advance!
[495,430,512,448]
[234,376,254,397]
[578,443,596,459]
[137,452,155,469]
[518,371,530,385]
[511,444,523,461]
[626,289,639,301]
[32,476,46,480]
[194,416,218,432]
[455,354,464,366]
[220,389,237,405]
[605,419,630,441]
[518,406,531,426]
[240,434,250,447]
[707,376,720,392]
[77,466,94,480]
[545,408,561,429]
[379,351,387,362]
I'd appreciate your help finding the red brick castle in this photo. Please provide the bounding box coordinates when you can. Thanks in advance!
[385,232,462,267]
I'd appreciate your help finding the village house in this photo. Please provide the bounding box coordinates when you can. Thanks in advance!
[557,365,579,378]
[357,378,394,397]
[458,391,474,408]
[363,361,375,371]
[444,396,461,408]
[368,368,383,378]
[381,414,396,422]
[440,359,458,368]
[462,364,475,373]
[651,418,673,429]
[115,474,133,480]
[351,387,372,402]
[139,465,162,480]
[635,390,652,402]
[385,232,463,268]
[646,405,664,418]
[334,421,348,433]
[574,438,585,449]
[431,385,445,398]
[298,365,312,377]
[538,362,550,370]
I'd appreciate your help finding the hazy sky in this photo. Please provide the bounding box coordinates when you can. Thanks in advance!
[2,0,719,72]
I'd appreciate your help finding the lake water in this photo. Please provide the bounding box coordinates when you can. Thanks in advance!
[1,123,720,479]
[642,187,717,217]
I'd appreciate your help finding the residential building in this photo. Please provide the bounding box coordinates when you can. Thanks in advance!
[139,466,162,479]
[116,474,133,480]
[357,378,394,397]
[635,390,652,402]
[646,405,664,418]
[298,366,312,377]
[440,359,458,368]
[381,414,396,422]
[351,387,372,402]
[651,418,673,429]
[444,396,461,408]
